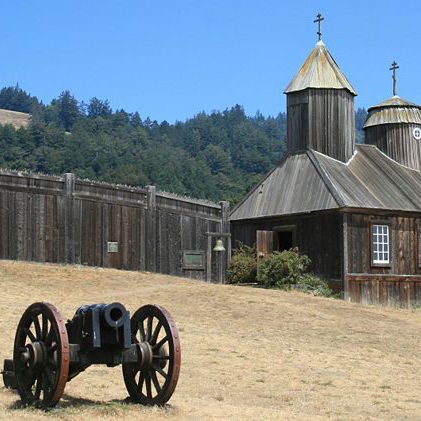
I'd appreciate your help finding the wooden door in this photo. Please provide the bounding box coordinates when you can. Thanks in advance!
[256,230,276,262]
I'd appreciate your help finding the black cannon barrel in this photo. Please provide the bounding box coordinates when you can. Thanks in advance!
[70,302,132,350]
[75,302,128,329]
[101,302,127,329]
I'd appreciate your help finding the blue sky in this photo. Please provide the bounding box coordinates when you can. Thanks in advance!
[2,1,420,122]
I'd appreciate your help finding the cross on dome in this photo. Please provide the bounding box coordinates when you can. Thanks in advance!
[313,13,324,41]
[389,61,399,96]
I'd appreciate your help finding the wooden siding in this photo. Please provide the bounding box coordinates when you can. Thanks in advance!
[231,212,342,280]
[365,123,421,171]
[345,212,421,306]
[347,275,421,308]
[287,88,355,162]
[347,213,420,275]
[0,170,228,282]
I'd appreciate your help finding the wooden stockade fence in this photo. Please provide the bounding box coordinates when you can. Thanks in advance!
[0,169,230,282]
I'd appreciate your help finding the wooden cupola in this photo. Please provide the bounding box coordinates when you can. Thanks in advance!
[364,62,421,170]
[284,17,357,162]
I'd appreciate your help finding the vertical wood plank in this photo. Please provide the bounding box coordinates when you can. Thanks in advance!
[146,186,157,272]
[64,173,75,263]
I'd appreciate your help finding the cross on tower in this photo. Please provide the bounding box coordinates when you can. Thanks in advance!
[389,61,399,96]
[313,13,324,41]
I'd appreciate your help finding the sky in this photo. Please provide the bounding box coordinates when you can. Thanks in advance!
[1,1,421,122]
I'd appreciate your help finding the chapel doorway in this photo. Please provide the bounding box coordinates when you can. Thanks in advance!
[278,230,293,251]
[274,225,296,252]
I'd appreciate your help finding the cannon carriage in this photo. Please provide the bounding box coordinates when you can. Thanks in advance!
[2,301,181,408]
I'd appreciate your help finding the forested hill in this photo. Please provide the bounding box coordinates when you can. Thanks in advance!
[0,86,367,204]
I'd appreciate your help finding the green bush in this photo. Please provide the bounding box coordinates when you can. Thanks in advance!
[257,247,333,297]
[295,273,334,297]
[227,244,257,284]
[257,247,310,289]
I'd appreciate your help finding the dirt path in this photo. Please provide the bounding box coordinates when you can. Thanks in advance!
[0,260,420,420]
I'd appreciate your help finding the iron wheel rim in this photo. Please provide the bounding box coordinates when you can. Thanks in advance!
[13,302,69,408]
[122,304,181,405]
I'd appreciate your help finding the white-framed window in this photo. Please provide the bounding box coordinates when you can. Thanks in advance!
[372,224,390,264]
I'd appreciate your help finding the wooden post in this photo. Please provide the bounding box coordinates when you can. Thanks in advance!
[221,201,231,261]
[220,201,230,283]
[342,212,349,300]
[206,234,212,283]
[220,201,230,231]
[146,185,157,272]
[64,173,75,264]
[15,192,25,260]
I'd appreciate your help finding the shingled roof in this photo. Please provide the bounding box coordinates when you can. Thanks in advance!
[230,145,421,221]
[284,41,357,95]
[368,96,420,109]
[364,95,421,128]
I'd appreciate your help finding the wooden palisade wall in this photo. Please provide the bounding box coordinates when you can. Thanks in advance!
[0,170,230,282]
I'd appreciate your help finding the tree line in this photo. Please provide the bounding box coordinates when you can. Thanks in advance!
[0,85,367,204]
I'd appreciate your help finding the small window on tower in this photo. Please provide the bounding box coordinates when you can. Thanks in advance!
[371,224,390,265]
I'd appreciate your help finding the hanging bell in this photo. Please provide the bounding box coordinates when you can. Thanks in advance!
[213,239,226,252]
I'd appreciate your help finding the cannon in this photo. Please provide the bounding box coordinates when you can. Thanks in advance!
[2,301,181,408]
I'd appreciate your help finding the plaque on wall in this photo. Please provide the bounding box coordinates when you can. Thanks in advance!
[182,251,205,270]
[107,242,119,253]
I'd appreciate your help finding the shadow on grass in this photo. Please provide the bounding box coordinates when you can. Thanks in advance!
[7,392,175,413]
[59,393,110,408]
[60,394,175,410]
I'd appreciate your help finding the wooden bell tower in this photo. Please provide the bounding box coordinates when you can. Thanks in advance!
[284,14,357,162]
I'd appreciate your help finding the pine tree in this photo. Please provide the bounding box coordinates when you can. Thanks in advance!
[53,90,80,131]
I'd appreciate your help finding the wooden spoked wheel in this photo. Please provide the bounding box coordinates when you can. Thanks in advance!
[13,302,69,408]
[122,304,181,405]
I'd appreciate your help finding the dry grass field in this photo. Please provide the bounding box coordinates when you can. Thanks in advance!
[0,109,31,129]
[1,260,421,420]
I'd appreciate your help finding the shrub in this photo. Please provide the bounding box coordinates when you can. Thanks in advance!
[256,247,334,297]
[227,244,257,284]
[257,247,310,289]
[295,273,334,297]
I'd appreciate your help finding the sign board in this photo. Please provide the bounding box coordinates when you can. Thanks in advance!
[182,251,205,270]
[107,242,119,253]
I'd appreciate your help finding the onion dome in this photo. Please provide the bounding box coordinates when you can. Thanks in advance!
[364,95,421,128]
[363,61,421,171]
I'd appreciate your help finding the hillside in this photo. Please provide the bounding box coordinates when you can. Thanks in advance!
[0,109,30,129]
[0,85,367,204]
[0,260,420,420]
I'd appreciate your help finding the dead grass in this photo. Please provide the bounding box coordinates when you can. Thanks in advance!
[1,260,421,420]
[0,109,31,129]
